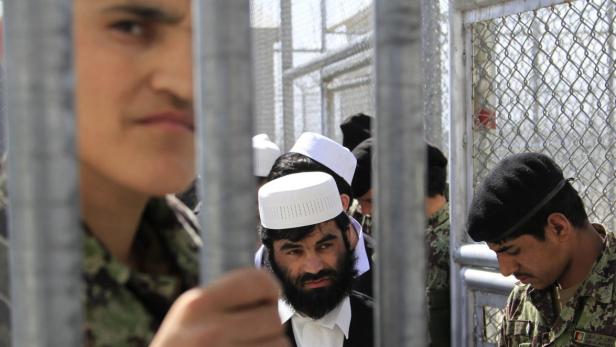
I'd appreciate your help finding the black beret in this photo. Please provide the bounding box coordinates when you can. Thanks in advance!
[467,152,566,243]
[427,143,447,168]
[351,138,372,199]
[340,113,372,151]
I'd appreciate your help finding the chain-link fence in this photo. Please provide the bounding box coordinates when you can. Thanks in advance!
[452,0,616,346]
[471,0,616,230]
[251,0,449,148]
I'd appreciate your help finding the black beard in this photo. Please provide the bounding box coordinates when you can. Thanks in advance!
[270,249,357,320]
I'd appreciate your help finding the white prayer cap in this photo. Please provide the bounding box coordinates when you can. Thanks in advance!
[258,172,343,230]
[253,134,281,177]
[290,132,357,186]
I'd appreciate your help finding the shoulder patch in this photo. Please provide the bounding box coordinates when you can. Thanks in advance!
[573,330,616,347]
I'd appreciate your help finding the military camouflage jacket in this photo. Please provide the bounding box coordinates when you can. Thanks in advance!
[0,182,201,346]
[84,196,201,347]
[499,226,616,347]
[425,203,451,347]
[425,203,450,292]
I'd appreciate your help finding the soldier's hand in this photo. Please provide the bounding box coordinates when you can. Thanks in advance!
[149,268,289,347]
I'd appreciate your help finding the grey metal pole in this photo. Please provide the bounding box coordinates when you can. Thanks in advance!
[448,1,472,345]
[4,0,82,346]
[421,0,444,149]
[373,0,426,345]
[193,0,257,283]
[281,0,295,150]
[319,0,328,136]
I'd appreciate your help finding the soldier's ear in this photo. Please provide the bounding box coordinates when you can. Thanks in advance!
[546,213,571,240]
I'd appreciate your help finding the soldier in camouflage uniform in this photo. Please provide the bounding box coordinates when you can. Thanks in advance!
[349,140,451,346]
[0,0,288,346]
[467,152,615,347]
[424,144,450,347]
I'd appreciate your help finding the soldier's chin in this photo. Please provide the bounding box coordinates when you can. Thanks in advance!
[530,279,551,290]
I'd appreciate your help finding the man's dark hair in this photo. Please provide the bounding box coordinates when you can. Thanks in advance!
[267,152,353,198]
[427,144,447,197]
[260,212,351,250]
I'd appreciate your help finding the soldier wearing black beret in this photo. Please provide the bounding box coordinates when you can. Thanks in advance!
[348,140,452,347]
[467,152,615,347]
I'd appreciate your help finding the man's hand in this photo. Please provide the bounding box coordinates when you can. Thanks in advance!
[150,268,289,347]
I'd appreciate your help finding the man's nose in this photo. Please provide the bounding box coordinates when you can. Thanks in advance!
[303,253,325,274]
[149,34,193,104]
[496,254,518,277]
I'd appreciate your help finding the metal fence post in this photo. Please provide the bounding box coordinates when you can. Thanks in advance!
[374,0,426,345]
[4,0,82,346]
[448,1,472,345]
[193,0,257,283]
[281,0,294,150]
[421,0,445,149]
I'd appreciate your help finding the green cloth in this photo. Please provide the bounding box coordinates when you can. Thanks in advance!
[498,225,616,347]
[425,203,451,347]
[0,169,201,347]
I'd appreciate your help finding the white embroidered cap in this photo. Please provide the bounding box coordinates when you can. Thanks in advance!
[258,172,343,229]
[253,134,281,177]
[290,132,357,185]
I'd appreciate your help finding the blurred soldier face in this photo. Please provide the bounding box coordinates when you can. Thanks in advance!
[74,0,195,196]
[270,221,356,319]
[488,226,569,290]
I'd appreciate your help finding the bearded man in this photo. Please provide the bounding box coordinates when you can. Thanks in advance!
[258,171,374,347]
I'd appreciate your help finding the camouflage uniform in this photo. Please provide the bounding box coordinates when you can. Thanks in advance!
[84,195,201,347]
[498,225,616,347]
[425,203,451,347]
[0,167,201,347]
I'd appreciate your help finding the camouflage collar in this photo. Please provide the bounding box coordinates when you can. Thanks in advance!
[428,203,449,230]
[83,196,201,288]
[575,228,615,305]
[526,225,615,337]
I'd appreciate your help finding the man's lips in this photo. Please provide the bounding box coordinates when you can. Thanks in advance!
[303,278,332,289]
[515,274,532,284]
[135,111,195,132]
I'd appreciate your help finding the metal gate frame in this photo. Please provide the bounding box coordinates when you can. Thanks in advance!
[448,1,580,346]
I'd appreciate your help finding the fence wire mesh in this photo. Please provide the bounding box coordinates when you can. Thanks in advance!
[470,0,616,231]
[422,0,450,152]
[326,66,374,142]
[250,0,281,144]
[482,305,504,345]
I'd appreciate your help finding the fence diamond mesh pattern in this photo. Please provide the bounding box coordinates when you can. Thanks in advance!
[471,0,616,231]
[482,305,504,344]
[251,0,282,144]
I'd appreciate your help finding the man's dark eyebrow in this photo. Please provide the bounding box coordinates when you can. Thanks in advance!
[494,245,512,254]
[316,234,337,245]
[103,4,183,24]
[280,242,301,252]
